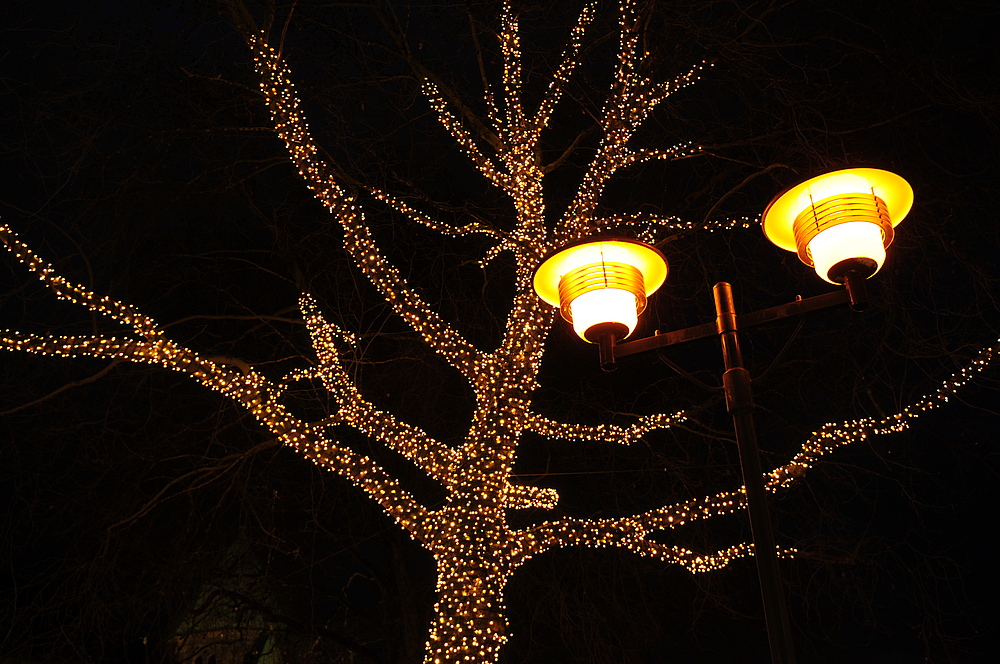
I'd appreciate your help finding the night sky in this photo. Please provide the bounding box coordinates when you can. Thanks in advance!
[2,1,999,663]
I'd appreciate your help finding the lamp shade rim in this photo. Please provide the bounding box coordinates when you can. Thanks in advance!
[762,167,914,252]
[532,236,668,307]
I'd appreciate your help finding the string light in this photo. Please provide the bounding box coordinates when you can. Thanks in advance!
[0,2,992,662]
[768,345,999,489]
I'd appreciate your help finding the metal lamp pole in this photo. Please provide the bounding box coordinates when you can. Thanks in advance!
[532,168,911,664]
[602,273,868,664]
[713,280,796,664]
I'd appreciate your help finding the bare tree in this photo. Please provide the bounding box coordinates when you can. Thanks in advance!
[3,1,999,662]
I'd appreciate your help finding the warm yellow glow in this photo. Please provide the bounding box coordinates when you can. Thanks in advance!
[763,168,912,252]
[5,5,987,664]
[570,288,639,339]
[533,238,667,341]
[762,168,912,282]
[809,221,886,284]
[533,238,667,307]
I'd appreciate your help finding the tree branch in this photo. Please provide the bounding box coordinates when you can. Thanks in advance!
[0,327,431,535]
[517,338,1000,569]
[526,410,688,445]
[300,294,462,486]
[368,0,504,152]
[769,338,1000,490]
[366,186,502,238]
[0,360,123,416]
[337,207,485,380]
[531,1,599,136]
[420,78,514,191]
[241,33,486,380]
[513,510,767,574]
[0,224,161,339]
[556,14,709,238]
[498,2,524,137]
[1,218,439,536]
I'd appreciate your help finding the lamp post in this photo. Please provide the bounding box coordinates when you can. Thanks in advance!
[533,168,913,664]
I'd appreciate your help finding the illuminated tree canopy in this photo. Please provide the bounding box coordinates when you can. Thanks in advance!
[2,1,998,662]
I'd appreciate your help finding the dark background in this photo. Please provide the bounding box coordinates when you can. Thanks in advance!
[2,1,999,662]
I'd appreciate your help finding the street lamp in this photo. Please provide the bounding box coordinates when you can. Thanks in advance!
[532,238,668,366]
[762,167,913,285]
[533,168,913,664]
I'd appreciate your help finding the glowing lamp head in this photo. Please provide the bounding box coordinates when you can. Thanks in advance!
[533,238,668,343]
[762,168,913,284]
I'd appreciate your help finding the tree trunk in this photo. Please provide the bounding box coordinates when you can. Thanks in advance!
[423,543,510,663]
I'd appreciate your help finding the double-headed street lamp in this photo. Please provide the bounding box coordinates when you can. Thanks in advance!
[533,168,914,664]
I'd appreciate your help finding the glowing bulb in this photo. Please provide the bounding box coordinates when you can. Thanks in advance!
[808,221,886,284]
[570,288,639,340]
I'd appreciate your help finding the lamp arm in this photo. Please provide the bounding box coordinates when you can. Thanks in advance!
[607,284,857,370]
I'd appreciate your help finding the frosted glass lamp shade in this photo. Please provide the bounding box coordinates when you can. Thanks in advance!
[569,288,639,341]
[808,221,886,284]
